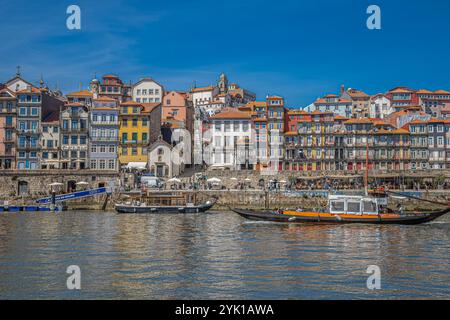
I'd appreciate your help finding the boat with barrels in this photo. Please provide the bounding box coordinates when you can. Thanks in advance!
[115,191,217,214]
[232,193,450,225]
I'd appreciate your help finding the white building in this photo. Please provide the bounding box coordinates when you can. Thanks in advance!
[304,94,353,118]
[369,94,393,119]
[132,78,164,104]
[148,138,183,178]
[191,86,220,119]
[209,108,253,169]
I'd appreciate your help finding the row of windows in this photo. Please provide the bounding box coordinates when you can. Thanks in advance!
[121,118,148,126]
[121,147,147,156]
[136,89,160,96]
[90,159,116,170]
[91,145,116,153]
[17,151,38,158]
[214,121,250,132]
[18,95,40,103]
[42,126,58,133]
[41,139,58,148]
[136,97,160,103]
[121,132,148,142]
[61,151,87,158]
[62,135,87,145]
[18,107,39,117]
[0,101,15,109]
[92,114,117,122]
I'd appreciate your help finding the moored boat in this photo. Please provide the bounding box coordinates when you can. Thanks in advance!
[115,192,217,214]
[115,200,216,214]
[232,194,450,225]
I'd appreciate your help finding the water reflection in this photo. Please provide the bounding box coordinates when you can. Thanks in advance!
[0,211,448,299]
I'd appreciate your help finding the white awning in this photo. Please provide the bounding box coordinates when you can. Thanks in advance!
[126,162,147,170]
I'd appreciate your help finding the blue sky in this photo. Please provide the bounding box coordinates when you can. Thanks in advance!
[1,0,450,107]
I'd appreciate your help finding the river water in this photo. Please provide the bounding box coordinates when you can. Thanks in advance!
[0,211,449,299]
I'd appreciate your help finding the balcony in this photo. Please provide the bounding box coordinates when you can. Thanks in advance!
[3,123,15,129]
[91,121,119,126]
[17,129,40,135]
[61,127,88,133]
[91,136,118,142]
[121,139,149,145]
[17,144,40,151]
[0,108,16,114]
[3,136,15,143]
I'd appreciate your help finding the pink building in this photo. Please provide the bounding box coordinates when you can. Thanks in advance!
[0,87,17,169]
[162,91,194,134]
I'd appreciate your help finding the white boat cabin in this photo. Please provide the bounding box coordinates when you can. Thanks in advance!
[328,195,383,215]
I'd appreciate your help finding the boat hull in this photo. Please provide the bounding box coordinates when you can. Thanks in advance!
[232,208,450,225]
[115,201,216,214]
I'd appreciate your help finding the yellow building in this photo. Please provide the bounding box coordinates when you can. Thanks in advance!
[119,101,162,165]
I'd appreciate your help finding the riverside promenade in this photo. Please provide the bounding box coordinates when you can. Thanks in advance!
[0,169,449,210]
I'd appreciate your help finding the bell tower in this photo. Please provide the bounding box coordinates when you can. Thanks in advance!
[90,74,100,99]
[218,72,228,94]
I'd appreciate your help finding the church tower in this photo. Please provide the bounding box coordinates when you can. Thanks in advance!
[218,72,228,94]
[90,75,100,99]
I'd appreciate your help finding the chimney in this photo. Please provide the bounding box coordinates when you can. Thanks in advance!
[340,85,345,95]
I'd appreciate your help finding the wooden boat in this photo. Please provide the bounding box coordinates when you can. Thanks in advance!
[115,192,217,214]
[232,194,450,225]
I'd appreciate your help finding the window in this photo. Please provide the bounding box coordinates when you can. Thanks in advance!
[100,145,106,153]
[362,201,377,213]
[80,136,87,145]
[91,145,97,153]
[142,118,148,126]
[71,135,78,145]
[63,135,69,145]
[142,133,148,142]
[132,133,138,142]
[132,118,138,127]
[109,145,115,153]
[99,160,106,169]
[108,160,115,170]
[90,160,97,169]
[132,147,137,155]
[347,202,361,213]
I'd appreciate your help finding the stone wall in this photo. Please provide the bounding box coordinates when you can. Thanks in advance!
[0,170,120,199]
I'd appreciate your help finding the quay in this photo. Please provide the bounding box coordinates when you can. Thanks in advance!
[0,169,448,211]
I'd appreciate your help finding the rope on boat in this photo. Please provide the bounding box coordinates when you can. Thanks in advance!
[385,190,450,207]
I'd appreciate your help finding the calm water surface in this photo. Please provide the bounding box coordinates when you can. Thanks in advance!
[0,211,449,299]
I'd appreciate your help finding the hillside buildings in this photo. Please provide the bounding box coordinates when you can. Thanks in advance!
[118,101,161,166]
[2,68,450,176]
[132,78,164,104]
[89,97,119,171]
[0,87,16,169]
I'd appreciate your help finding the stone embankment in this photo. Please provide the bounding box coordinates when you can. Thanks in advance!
[0,170,449,211]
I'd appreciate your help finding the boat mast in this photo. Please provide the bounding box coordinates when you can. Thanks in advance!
[365,139,369,196]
